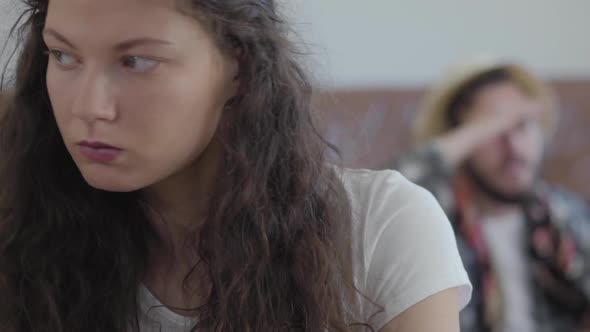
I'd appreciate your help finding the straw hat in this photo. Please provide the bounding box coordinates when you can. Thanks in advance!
[413,57,558,144]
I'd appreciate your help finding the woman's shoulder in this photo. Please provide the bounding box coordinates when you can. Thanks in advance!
[337,167,437,221]
[337,167,450,254]
[336,167,472,330]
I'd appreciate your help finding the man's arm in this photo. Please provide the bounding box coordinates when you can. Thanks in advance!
[392,98,540,212]
[390,143,456,213]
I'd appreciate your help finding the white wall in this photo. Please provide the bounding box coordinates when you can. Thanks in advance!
[0,0,23,83]
[0,1,17,38]
[285,0,590,88]
[2,1,589,88]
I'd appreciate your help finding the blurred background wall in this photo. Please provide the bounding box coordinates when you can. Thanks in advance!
[282,0,590,200]
[286,0,590,88]
[1,1,23,83]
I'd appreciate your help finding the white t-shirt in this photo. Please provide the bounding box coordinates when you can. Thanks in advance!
[482,212,536,332]
[137,168,472,331]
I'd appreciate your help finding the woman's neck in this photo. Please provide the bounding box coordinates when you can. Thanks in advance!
[143,140,220,251]
[141,141,220,310]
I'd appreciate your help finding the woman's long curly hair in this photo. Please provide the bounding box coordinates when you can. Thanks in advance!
[0,0,368,331]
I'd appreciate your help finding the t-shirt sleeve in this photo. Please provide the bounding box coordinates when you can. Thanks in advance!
[358,171,472,330]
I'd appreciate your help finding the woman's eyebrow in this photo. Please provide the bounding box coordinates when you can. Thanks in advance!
[43,28,77,49]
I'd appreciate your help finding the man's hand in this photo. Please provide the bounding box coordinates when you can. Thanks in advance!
[433,98,542,168]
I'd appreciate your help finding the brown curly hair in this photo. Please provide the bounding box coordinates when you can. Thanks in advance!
[0,0,377,331]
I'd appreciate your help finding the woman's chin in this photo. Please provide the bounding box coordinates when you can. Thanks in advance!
[79,169,143,193]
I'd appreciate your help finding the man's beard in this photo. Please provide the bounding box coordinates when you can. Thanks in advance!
[464,162,536,205]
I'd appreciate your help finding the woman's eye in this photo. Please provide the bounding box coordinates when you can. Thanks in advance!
[48,49,79,68]
[121,56,160,73]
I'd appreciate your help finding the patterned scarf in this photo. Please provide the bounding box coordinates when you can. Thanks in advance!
[451,174,588,330]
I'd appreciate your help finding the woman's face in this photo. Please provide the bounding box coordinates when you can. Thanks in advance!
[44,0,237,192]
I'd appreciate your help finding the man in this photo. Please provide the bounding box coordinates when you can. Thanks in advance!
[393,58,590,332]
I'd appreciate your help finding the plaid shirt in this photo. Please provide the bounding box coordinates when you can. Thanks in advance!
[393,144,590,332]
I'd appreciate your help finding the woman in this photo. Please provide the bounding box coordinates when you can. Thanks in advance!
[0,0,471,331]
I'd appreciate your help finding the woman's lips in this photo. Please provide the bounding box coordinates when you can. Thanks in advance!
[77,141,123,163]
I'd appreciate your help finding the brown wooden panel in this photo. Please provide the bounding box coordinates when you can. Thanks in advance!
[313,80,590,201]
[2,81,590,200]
